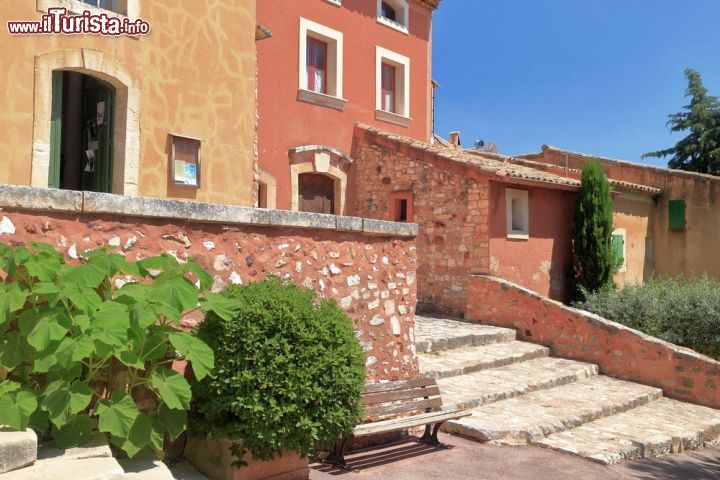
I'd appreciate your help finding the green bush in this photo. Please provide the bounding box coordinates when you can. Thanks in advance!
[189,277,365,464]
[575,275,720,358]
[0,242,236,457]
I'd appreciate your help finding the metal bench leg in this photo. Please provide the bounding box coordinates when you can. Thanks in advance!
[419,422,446,446]
[326,437,351,469]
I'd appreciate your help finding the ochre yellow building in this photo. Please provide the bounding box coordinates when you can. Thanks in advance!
[1,0,258,206]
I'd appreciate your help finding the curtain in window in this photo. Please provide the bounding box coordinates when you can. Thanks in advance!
[382,64,396,113]
[307,38,327,94]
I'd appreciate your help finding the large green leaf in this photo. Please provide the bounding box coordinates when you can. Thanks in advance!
[54,336,94,369]
[148,414,165,450]
[201,292,241,321]
[0,332,31,370]
[90,301,130,348]
[151,368,191,410]
[138,333,169,362]
[96,392,140,438]
[0,390,38,431]
[58,262,107,289]
[114,414,151,458]
[185,259,212,291]
[43,382,93,428]
[0,283,28,327]
[157,404,187,441]
[149,277,198,317]
[65,286,102,316]
[52,414,96,448]
[27,315,68,352]
[168,332,214,380]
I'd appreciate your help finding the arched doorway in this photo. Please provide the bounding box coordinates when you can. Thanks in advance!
[298,172,335,214]
[49,71,115,193]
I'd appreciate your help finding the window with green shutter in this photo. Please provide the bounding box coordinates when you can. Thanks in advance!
[612,233,625,269]
[668,200,686,230]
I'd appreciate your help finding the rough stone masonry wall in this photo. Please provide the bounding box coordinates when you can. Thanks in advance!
[0,185,420,382]
[466,275,720,409]
[351,128,490,316]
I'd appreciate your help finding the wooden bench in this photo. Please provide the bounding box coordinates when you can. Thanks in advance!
[328,378,471,467]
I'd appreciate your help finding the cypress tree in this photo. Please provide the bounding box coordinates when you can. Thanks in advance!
[569,159,615,301]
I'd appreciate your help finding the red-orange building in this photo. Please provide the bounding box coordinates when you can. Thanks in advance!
[256,0,440,213]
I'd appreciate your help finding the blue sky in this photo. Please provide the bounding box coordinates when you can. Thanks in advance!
[432,0,720,166]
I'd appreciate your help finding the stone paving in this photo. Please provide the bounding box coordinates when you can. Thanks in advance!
[535,397,720,464]
[418,340,548,379]
[417,314,720,465]
[438,357,598,410]
[414,315,516,353]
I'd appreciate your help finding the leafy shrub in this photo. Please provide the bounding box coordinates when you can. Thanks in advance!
[190,277,365,464]
[0,242,235,457]
[575,275,720,358]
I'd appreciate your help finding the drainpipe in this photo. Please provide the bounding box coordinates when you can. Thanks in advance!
[431,80,439,143]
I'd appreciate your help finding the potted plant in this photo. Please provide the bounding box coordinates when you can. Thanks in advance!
[187,278,365,480]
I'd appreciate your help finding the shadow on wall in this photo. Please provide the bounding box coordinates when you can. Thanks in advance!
[488,181,576,302]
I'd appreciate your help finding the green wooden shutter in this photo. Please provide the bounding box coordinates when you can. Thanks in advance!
[612,234,625,266]
[48,72,63,189]
[668,200,686,230]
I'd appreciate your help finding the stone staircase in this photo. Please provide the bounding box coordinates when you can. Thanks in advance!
[415,314,720,465]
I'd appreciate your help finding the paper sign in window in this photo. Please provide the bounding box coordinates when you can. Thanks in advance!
[170,135,201,188]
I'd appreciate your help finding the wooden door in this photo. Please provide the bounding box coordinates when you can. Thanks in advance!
[82,78,114,193]
[48,72,63,189]
[299,173,335,214]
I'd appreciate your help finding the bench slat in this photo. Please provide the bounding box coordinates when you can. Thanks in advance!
[364,378,437,394]
[364,397,443,418]
[353,410,472,438]
[362,385,441,405]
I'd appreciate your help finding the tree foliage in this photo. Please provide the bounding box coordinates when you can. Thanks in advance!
[0,243,234,458]
[190,278,365,465]
[643,68,720,175]
[569,159,615,300]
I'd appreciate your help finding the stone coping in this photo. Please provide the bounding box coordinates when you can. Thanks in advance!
[0,184,418,238]
[472,274,717,363]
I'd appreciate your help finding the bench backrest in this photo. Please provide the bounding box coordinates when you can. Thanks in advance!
[361,378,442,420]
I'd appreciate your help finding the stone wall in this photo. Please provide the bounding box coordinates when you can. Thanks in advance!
[351,127,490,316]
[466,275,720,409]
[0,185,419,382]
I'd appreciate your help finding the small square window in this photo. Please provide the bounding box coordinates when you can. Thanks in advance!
[506,188,529,239]
[83,0,127,15]
[377,0,409,33]
[170,135,201,188]
[389,191,413,223]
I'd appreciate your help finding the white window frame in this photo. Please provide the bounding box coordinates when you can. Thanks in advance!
[298,18,346,111]
[506,188,529,240]
[612,228,628,272]
[37,0,140,21]
[375,46,411,126]
[324,0,342,5]
[376,0,409,34]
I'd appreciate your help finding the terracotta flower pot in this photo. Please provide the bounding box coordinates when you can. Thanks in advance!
[184,436,309,480]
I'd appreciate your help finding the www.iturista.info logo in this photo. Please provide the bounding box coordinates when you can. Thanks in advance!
[7,8,150,36]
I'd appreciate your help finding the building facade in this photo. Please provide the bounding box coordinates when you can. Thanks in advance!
[256,0,439,213]
[520,146,720,284]
[1,0,258,206]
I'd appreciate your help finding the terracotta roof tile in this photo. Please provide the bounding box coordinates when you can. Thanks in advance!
[356,124,662,196]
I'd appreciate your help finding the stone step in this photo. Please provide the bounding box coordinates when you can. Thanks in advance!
[0,429,37,474]
[414,315,516,353]
[437,357,599,410]
[534,397,720,465]
[442,375,663,444]
[119,451,175,480]
[418,341,549,379]
[3,436,124,480]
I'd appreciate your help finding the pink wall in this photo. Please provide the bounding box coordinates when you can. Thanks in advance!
[257,0,434,210]
[489,181,576,301]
